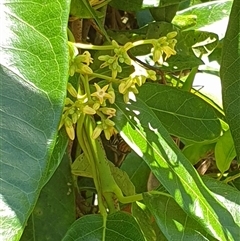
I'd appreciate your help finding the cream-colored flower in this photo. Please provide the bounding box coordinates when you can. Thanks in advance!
[91,83,112,104]
[99,107,116,118]
[92,118,116,140]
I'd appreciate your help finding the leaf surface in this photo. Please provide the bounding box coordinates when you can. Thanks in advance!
[62,212,145,241]
[220,0,240,162]
[0,1,70,240]
[177,0,232,38]
[215,130,236,173]
[144,193,217,241]
[113,94,238,240]
[138,83,221,142]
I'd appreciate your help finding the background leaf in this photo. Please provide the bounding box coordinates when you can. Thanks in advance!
[220,0,240,162]
[138,83,221,142]
[0,1,70,240]
[121,151,150,193]
[215,130,236,173]
[20,152,75,241]
[62,212,145,241]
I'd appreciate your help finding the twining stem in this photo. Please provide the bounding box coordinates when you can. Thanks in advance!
[89,73,120,83]
[80,75,92,100]
[74,42,114,50]
[85,115,143,203]
[77,114,107,216]
[223,172,240,183]
[73,38,157,51]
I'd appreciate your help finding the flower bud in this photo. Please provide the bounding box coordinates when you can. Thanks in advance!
[67,83,78,98]
[100,107,116,117]
[65,124,75,140]
[83,105,96,115]
[167,31,177,39]
[92,124,103,139]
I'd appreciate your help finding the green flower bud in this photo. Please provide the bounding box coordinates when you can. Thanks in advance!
[167,31,177,39]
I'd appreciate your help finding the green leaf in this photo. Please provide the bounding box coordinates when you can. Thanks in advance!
[20,152,75,241]
[138,83,221,142]
[72,154,136,196]
[113,94,239,240]
[215,130,236,173]
[43,129,69,185]
[132,202,158,241]
[177,0,233,38]
[110,163,136,196]
[202,176,240,228]
[172,14,197,30]
[121,152,150,193]
[0,1,70,240]
[72,153,93,178]
[62,212,146,241]
[144,193,217,241]
[182,30,219,56]
[150,4,179,22]
[220,0,240,162]
[70,0,101,19]
[182,142,215,165]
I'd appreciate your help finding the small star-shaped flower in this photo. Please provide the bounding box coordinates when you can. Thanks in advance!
[91,83,112,104]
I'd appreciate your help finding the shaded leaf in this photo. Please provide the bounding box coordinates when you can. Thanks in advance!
[121,152,150,193]
[220,0,240,162]
[20,152,75,241]
[110,163,136,196]
[138,83,221,142]
[72,153,93,178]
[0,1,70,240]
[72,154,135,196]
[62,212,145,241]
[132,202,157,241]
[182,142,215,165]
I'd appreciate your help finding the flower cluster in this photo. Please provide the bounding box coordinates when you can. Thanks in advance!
[61,32,177,140]
[90,83,117,140]
[68,42,93,76]
[119,69,157,103]
[59,83,96,140]
[98,40,133,79]
[151,31,177,64]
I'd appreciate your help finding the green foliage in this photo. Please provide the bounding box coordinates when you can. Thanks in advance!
[1,0,239,241]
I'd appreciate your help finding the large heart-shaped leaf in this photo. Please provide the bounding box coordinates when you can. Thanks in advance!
[62,212,145,241]
[0,1,70,240]
[113,95,239,240]
[220,0,240,162]
[138,83,221,142]
[20,151,75,241]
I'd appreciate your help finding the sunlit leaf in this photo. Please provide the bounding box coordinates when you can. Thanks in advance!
[0,1,70,240]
